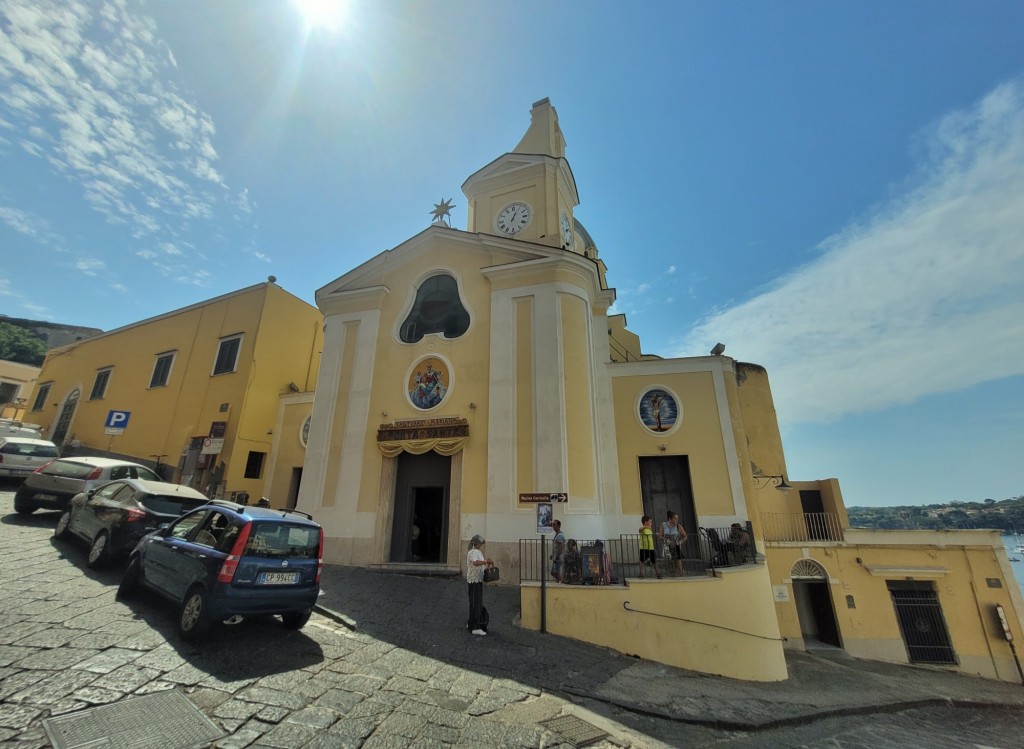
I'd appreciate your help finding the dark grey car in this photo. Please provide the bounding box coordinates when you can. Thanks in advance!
[54,478,209,568]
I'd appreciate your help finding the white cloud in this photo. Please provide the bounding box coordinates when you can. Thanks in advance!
[0,278,51,319]
[0,204,65,248]
[75,257,106,275]
[679,78,1024,425]
[0,0,248,279]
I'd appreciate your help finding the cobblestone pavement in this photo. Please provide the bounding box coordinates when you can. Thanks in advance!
[2,483,1023,749]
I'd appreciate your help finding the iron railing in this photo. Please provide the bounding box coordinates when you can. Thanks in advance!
[518,521,757,585]
[519,537,624,585]
[760,512,844,542]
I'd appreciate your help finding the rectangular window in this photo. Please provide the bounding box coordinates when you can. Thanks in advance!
[89,368,112,400]
[32,382,51,411]
[213,334,242,375]
[150,351,176,388]
[0,381,17,404]
[244,450,265,479]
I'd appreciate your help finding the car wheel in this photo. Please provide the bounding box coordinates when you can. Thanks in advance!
[54,510,72,539]
[13,497,34,516]
[87,532,109,568]
[281,609,312,630]
[178,586,210,640]
[117,557,142,600]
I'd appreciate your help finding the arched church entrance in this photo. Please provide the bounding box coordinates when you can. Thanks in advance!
[390,451,451,564]
[791,559,842,648]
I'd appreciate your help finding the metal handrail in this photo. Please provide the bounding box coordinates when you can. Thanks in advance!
[760,512,844,542]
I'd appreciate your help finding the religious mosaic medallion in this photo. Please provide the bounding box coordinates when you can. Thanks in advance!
[407,356,450,410]
[300,414,311,448]
[639,388,679,432]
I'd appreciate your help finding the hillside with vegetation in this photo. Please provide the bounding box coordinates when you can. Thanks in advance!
[848,496,1024,535]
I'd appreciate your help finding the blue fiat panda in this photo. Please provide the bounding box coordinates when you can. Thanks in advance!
[117,500,322,639]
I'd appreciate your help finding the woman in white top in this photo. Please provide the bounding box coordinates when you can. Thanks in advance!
[466,535,492,636]
[659,511,687,575]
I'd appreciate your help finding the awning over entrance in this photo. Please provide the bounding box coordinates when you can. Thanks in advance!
[376,417,469,457]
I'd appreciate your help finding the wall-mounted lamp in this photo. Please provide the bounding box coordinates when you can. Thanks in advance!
[287,382,300,393]
[752,474,793,491]
[381,410,388,418]
[469,402,477,410]
[658,444,667,452]
[710,342,726,356]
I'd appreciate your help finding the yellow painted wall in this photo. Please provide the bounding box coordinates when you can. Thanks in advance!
[0,359,40,419]
[561,294,596,500]
[607,315,642,362]
[515,298,534,492]
[521,565,788,681]
[612,371,735,518]
[265,397,313,506]
[766,532,1024,683]
[25,283,322,498]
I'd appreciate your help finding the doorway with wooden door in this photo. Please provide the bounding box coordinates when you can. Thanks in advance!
[639,456,698,558]
[390,451,451,564]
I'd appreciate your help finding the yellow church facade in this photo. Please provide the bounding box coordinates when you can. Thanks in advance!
[296,99,1024,683]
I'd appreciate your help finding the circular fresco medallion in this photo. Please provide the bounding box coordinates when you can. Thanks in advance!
[300,414,311,448]
[639,388,678,433]
[408,357,450,410]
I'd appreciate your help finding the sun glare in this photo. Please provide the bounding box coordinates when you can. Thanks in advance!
[292,0,347,31]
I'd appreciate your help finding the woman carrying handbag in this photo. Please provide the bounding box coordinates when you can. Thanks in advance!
[466,535,493,636]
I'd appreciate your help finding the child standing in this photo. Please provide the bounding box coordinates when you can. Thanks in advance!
[638,515,661,579]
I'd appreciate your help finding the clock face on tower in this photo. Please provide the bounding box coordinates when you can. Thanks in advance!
[560,212,573,246]
[496,201,532,235]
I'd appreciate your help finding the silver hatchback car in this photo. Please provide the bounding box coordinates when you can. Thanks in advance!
[13,456,162,515]
[0,437,59,480]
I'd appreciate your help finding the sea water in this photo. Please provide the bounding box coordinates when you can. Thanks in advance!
[1002,535,1024,597]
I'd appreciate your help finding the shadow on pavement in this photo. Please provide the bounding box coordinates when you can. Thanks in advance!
[316,566,644,702]
[4,506,327,683]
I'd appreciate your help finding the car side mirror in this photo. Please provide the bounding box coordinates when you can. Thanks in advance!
[157,523,170,535]
[87,489,96,498]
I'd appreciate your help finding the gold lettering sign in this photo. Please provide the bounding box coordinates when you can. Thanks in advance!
[377,417,469,442]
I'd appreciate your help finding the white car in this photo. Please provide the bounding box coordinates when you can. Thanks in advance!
[13,456,162,515]
[0,437,59,480]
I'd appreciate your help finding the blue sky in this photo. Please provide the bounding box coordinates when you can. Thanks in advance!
[1,0,1022,508]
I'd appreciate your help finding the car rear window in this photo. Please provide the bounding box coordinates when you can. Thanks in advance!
[138,495,209,516]
[244,522,319,558]
[41,460,95,478]
[1,443,58,457]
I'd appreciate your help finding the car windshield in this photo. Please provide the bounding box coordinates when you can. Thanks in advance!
[244,522,319,558]
[1,443,58,457]
[139,494,208,516]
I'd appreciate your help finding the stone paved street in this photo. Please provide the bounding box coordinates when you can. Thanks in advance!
[2,483,1024,749]
[0,485,707,748]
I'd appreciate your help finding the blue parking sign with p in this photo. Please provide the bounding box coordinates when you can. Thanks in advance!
[105,410,131,429]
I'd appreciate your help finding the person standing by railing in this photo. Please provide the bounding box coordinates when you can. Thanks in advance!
[659,511,687,576]
[550,520,567,582]
[638,515,661,578]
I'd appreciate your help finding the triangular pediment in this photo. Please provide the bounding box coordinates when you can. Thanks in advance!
[315,225,569,305]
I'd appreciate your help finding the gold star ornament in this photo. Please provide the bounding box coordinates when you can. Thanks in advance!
[430,198,455,226]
